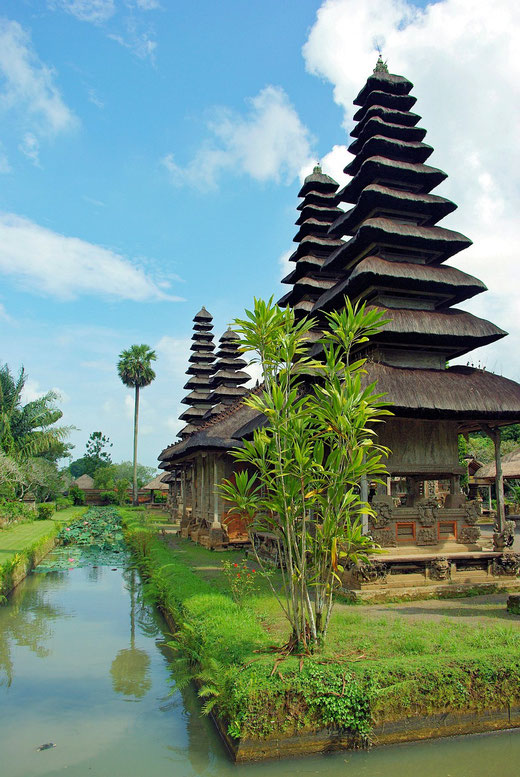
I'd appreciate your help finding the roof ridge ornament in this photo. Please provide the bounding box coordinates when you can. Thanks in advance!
[374,53,389,73]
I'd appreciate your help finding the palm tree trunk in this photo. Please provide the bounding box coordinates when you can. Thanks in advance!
[133,385,139,506]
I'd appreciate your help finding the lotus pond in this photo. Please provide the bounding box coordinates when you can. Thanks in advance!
[1,507,520,776]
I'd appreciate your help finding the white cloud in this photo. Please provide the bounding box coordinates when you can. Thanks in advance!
[21,377,69,404]
[0,212,182,302]
[48,0,116,24]
[19,132,40,166]
[278,248,292,281]
[0,302,13,323]
[162,86,315,190]
[0,18,77,135]
[304,0,520,379]
[155,335,191,377]
[131,0,160,9]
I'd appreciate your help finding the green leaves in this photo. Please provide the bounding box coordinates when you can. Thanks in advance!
[117,345,157,389]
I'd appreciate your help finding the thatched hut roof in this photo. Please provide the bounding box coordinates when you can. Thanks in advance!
[143,473,169,490]
[474,448,520,480]
[72,474,94,489]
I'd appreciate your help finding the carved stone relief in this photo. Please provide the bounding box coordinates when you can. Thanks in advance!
[458,526,481,544]
[429,556,451,581]
[492,553,520,577]
[417,499,439,527]
[371,500,393,528]
[493,520,515,551]
[416,527,437,545]
[371,528,396,547]
[464,501,480,526]
[356,560,389,584]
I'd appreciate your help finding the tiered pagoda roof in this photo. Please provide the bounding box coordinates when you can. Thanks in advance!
[204,328,249,418]
[278,165,344,314]
[310,58,506,367]
[178,307,216,438]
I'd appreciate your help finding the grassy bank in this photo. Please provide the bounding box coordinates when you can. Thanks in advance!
[122,510,520,748]
[0,506,86,596]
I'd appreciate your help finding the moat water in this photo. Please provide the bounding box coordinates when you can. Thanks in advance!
[1,552,520,777]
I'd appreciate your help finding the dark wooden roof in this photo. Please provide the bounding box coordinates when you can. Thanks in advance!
[194,306,212,321]
[354,72,414,106]
[353,91,417,123]
[329,184,457,236]
[344,136,434,176]
[361,362,520,425]
[338,156,448,203]
[349,116,426,154]
[298,166,338,197]
[324,217,472,271]
[351,106,421,138]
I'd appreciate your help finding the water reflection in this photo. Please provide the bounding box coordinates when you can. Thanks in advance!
[0,576,66,687]
[110,569,151,699]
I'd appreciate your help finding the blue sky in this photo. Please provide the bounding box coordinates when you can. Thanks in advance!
[0,0,518,468]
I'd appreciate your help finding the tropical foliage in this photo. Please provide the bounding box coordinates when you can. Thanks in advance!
[117,345,157,505]
[219,298,391,650]
[0,364,71,501]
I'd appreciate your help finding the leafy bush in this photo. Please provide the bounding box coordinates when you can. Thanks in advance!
[36,503,55,520]
[69,484,85,505]
[0,500,35,527]
[115,479,130,506]
[154,491,167,504]
[222,559,260,605]
[101,490,118,505]
[55,496,73,511]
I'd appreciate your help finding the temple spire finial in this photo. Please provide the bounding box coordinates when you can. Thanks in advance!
[374,52,388,73]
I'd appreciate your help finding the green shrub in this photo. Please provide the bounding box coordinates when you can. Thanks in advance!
[0,500,35,527]
[101,490,118,505]
[36,503,55,520]
[115,479,130,506]
[69,485,85,505]
[154,491,167,504]
[55,496,73,511]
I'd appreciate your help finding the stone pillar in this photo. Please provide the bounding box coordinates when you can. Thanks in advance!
[209,456,224,547]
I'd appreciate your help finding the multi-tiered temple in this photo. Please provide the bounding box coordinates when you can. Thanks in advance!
[204,329,249,419]
[178,307,216,438]
[160,60,520,593]
[279,165,344,314]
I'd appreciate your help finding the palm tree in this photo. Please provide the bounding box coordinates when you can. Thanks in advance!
[117,345,157,505]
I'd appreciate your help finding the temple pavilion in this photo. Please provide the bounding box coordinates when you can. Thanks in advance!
[159,59,520,596]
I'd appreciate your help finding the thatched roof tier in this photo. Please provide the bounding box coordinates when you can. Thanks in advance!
[280,276,336,307]
[295,202,343,225]
[323,217,472,272]
[365,305,506,357]
[181,389,215,405]
[211,368,250,384]
[190,341,215,352]
[298,166,339,197]
[188,350,216,364]
[294,217,337,241]
[314,257,486,311]
[353,91,417,123]
[212,356,248,370]
[354,71,413,105]
[349,116,426,155]
[337,156,448,204]
[360,363,520,425]
[329,185,457,237]
[193,322,213,332]
[161,471,179,483]
[344,136,434,176]
[179,406,207,421]
[475,449,520,480]
[183,374,214,389]
[289,234,344,262]
[352,106,422,139]
[193,306,212,322]
[296,189,339,208]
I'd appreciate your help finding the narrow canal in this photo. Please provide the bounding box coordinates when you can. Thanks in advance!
[1,550,520,777]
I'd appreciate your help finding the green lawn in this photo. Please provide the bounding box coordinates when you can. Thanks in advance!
[158,533,520,664]
[0,507,86,567]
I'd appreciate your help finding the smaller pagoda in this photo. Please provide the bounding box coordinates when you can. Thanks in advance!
[178,307,216,438]
[278,165,345,315]
[204,329,249,419]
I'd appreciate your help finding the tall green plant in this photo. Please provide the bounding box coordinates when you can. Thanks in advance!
[117,345,156,505]
[219,298,391,651]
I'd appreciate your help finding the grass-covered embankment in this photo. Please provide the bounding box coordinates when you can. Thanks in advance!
[0,506,86,596]
[122,510,520,758]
